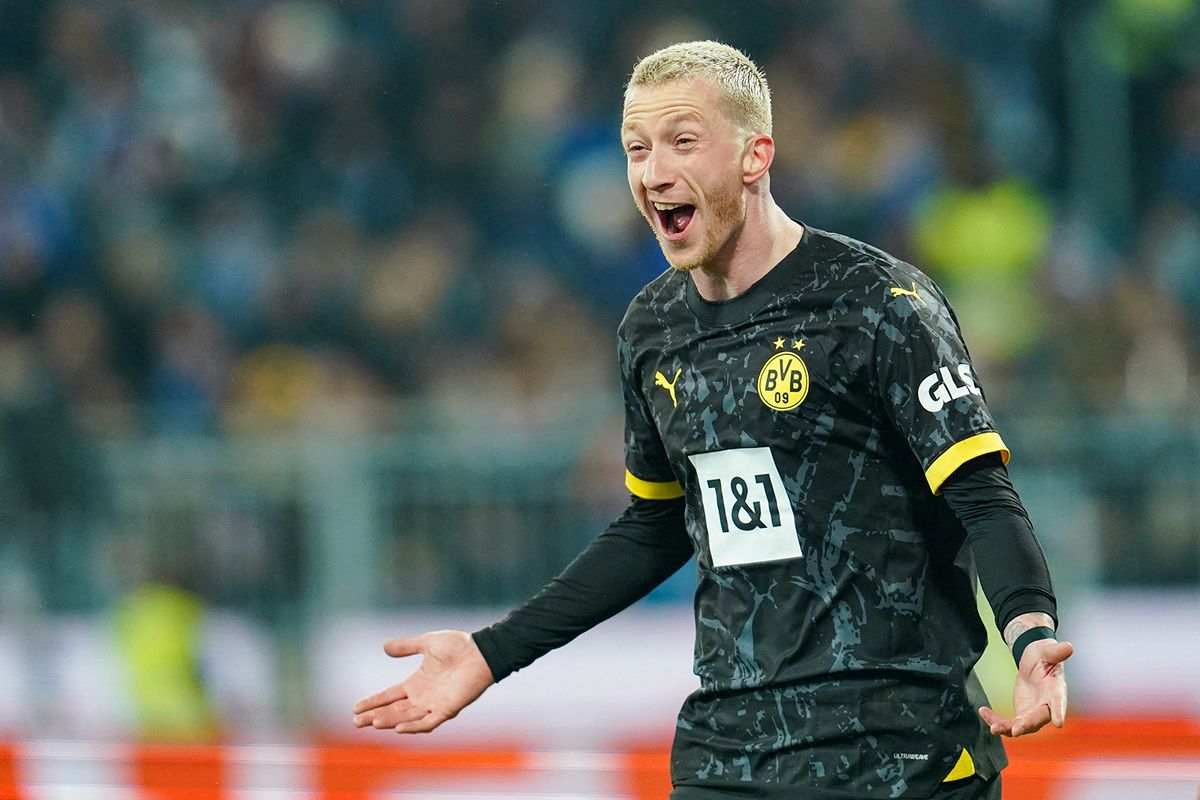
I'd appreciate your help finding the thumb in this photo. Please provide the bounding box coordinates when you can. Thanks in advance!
[384,636,424,658]
[1042,640,1074,665]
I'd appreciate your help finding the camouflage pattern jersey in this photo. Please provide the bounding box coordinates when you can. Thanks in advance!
[619,226,1010,799]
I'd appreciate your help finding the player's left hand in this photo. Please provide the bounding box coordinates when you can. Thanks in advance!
[978,639,1073,737]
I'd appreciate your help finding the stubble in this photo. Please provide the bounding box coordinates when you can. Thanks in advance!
[658,171,746,273]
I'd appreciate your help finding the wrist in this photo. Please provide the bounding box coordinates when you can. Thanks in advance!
[1002,611,1056,648]
[1011,625,1057,668]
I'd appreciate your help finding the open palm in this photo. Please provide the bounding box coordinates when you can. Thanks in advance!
[979,639,1073,737]
[352,630,495,734]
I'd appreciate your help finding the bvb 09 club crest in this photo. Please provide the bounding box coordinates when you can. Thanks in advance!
[757,337,809,411]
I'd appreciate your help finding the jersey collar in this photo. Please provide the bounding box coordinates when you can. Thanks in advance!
[684,223,813,326]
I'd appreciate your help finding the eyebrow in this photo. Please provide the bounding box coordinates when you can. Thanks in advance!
[620,110,705,136]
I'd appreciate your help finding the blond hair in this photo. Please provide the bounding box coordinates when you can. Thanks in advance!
[626,40,772,135]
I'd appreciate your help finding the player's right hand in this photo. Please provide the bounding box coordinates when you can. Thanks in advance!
[352,629,495,734]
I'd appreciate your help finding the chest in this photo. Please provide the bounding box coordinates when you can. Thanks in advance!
[636,309,876,459]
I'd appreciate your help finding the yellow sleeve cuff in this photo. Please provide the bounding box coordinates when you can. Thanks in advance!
[925,431,1010,495]
[625,470,684,500]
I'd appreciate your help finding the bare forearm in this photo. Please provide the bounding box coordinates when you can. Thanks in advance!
[1002,611,1056,648]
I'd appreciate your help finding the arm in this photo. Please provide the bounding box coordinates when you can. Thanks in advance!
[940,454,1073,737]
[352,495,692,733]
[474,494,691,680]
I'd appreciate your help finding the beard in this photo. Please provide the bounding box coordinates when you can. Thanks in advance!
[656,172,746,273]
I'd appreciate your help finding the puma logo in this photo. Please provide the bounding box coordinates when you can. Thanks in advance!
[654,368,682,408]
[890,282,925,303]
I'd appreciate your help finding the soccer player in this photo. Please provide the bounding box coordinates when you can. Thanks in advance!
[352,41,1072,799]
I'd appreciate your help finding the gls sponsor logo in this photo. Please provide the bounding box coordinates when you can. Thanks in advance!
[918,364,981,413]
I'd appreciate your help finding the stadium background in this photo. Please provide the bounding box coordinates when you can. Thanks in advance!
[0,0,1197,796]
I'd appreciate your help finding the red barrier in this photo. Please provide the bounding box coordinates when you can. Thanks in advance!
[625,746,674,799]
[0,718,1192,797]
[1002,717,1200,800]
[132,743,225,800]
[0,743,19,800]
[314,744,525,798]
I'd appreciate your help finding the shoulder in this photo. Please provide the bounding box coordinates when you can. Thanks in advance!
[802,226,954,326]
[804,227,935,293]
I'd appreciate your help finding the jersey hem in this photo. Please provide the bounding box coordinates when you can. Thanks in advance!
[925,431,1009,495]
[625,469,684,500]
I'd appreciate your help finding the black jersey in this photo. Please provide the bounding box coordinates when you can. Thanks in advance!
[619,226,1009,798]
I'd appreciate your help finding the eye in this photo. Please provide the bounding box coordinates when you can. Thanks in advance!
[625,142,648,157]
[675,135,697,148]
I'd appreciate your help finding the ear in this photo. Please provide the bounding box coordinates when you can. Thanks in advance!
[741,133,774,185]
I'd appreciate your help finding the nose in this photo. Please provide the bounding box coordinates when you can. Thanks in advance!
[641,148,673,192]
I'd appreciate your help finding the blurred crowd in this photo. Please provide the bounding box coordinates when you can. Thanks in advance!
[0,0,1198,609]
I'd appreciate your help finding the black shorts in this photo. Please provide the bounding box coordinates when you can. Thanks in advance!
[933,774,1002,800]
[669,774,1002,800]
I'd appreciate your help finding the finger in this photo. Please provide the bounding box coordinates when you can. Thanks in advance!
[362,695,434,729]
[377,705,428,727]
[368,699,427,729]
[394,710,447,735]
[1011,703,1051,737]
[977,706,1012,736]
[353,683,408,714]
[1050,686,1068,728]
[384,636,424,658]
[352,710,376,728]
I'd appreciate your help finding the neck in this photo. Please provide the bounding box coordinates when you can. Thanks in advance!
[690,199,804,302]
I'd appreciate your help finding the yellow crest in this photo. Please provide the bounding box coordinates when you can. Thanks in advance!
[757,340,809,411]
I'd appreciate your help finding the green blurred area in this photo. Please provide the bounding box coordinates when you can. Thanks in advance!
[111,582,216,739]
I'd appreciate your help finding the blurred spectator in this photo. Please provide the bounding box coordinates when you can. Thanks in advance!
[111,582,216,740]
[0,0,1195,611]
[0,325,100,609]
[150,304,233,432]
[911,177,1053,366]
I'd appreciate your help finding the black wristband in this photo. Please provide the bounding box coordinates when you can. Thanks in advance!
[1012,626,1056,667]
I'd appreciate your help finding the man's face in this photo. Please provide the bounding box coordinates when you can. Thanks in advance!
[621,79,748,272]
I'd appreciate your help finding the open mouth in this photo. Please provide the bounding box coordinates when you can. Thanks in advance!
[653,202,695,240]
